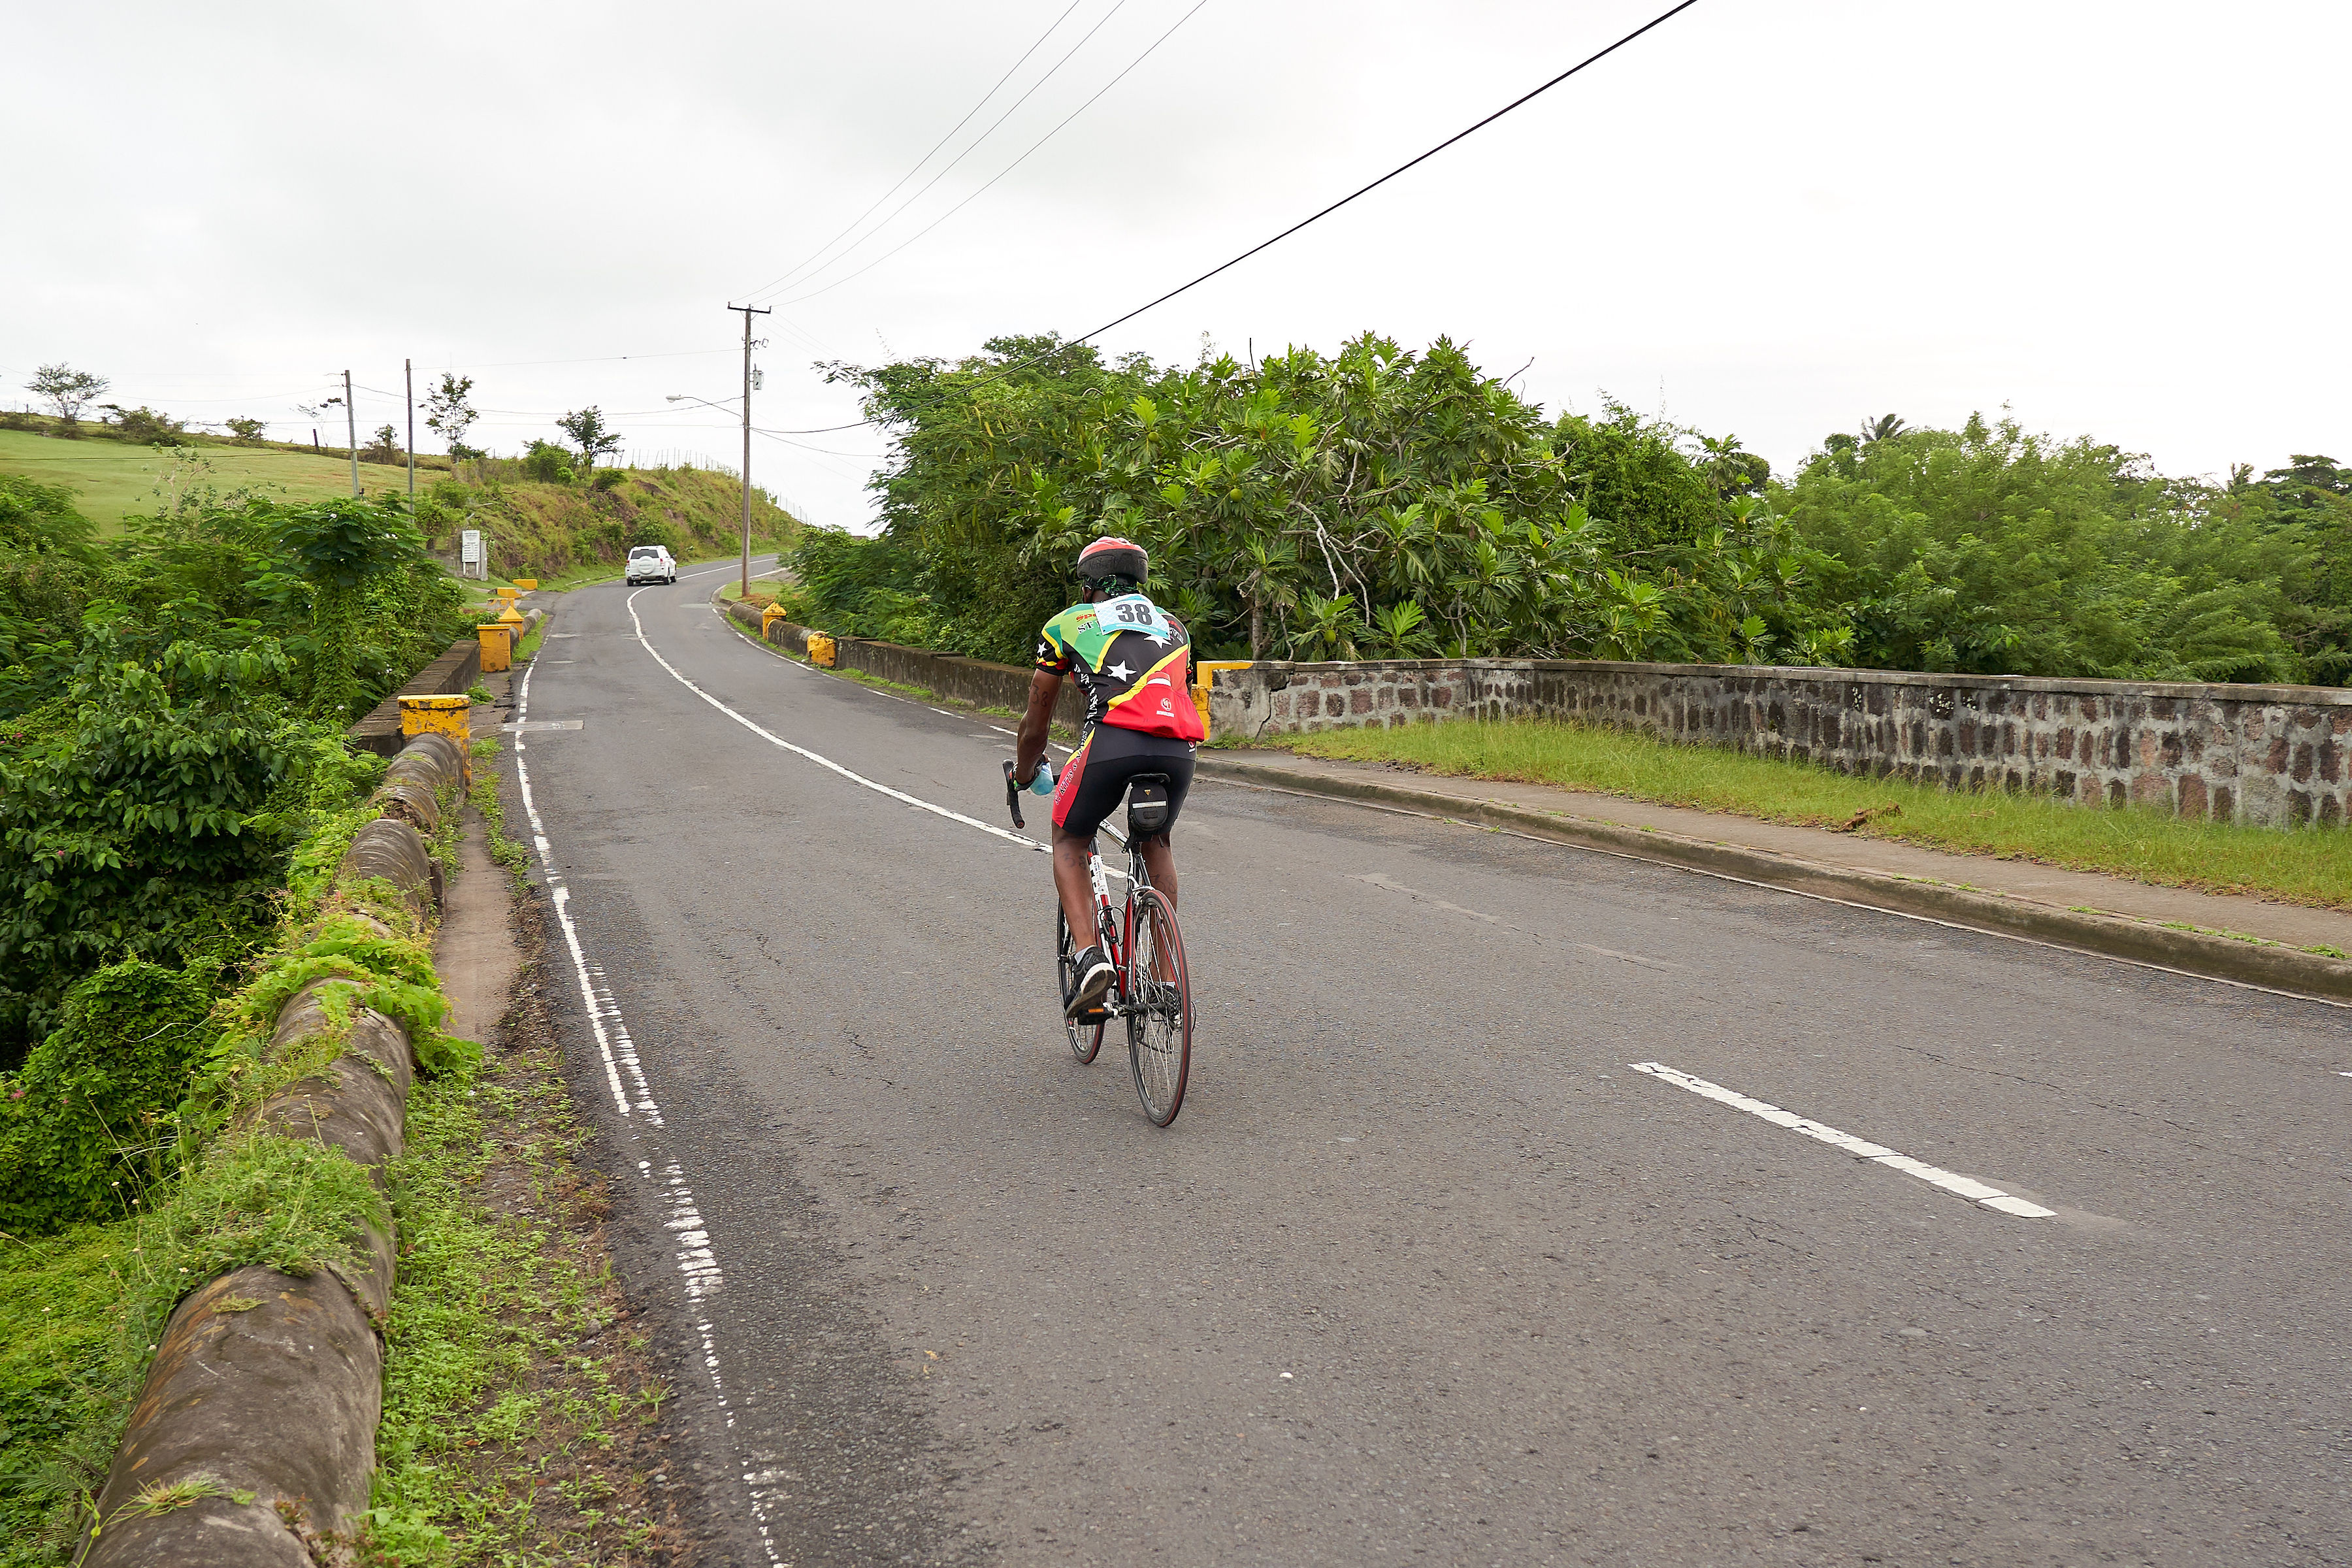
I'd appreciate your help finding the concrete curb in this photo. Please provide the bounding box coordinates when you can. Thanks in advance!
[82,732,469,1567]
[1196,755,2352,1004]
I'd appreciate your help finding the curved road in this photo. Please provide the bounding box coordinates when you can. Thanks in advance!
[509,568,2351,1567]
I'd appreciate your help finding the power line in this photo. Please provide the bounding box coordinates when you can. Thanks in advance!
[772,0,1702,434]
[746,0,1138,304]
[736,0,1091,302]
[772,0,1209,311]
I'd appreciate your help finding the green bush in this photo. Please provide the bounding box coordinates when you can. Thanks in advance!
[520,440,574,484]
[0,961,216,1234]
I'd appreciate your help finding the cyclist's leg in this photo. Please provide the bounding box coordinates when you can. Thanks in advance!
[1051,731,1115,949]
[1051,828,1098,946]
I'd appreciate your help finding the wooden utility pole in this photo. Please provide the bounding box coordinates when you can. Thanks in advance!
[344,369,358,498]
[727,302,770,598]
[405,358,416,507]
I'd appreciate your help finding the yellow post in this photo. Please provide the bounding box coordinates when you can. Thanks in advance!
[399,693,471,742]
[399,694,476,785]
[806,632,837,668]
[1193,661,1251,723]
[476,622,512,673]
[760,602,790,638]
[510,578,538,591]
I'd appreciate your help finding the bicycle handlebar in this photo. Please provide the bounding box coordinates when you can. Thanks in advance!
[1002,758,1024,830]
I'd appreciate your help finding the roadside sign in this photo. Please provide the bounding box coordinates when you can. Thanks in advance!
[460,529,483,564]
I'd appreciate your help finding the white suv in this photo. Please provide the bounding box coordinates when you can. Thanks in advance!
[625,545,677,585]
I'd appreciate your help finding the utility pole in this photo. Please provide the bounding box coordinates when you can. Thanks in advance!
[727,302,770,599]
[405,358,416,508]
[344,369,358,498]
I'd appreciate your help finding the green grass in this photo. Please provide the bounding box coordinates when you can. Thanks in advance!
[0,1220,149,1565]
[1275,717,2352,910]
[0,429,440,532]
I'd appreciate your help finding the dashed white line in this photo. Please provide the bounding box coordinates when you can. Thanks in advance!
[1627,1062,2059,1218]
[511,651,783,1565]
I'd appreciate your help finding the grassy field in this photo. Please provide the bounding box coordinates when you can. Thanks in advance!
[0,429,447,531]
[1275,718,2352,911]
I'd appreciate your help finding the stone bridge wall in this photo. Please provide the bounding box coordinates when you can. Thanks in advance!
[1207,659,2352,828]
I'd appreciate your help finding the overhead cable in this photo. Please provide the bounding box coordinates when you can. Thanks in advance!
[736,0,1092,302]
[772,0,1702,434]
[772,0,1209,311]
[749,0,1138,304]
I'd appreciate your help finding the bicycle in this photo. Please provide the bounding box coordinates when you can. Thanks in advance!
[1004,759,1193,1126]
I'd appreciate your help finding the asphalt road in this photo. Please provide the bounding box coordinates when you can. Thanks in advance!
[508,568,2352,1568]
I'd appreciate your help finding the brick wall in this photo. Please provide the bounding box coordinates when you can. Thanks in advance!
[1207,659,2352,828]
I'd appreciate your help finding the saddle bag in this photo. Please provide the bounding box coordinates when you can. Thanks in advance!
[1126,776,1172,838]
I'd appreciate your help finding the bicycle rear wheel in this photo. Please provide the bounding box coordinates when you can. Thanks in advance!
[1122,887,1191,1126]
[1055,907,1104,1064]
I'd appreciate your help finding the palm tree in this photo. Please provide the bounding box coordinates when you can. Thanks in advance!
[1861,413,1908,444]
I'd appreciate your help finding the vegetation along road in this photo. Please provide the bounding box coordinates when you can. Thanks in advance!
[515,568,2351,1567]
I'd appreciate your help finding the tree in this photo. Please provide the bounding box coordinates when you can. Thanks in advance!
[364,423,404,463]
[1861,413,1908,444]
[557,406,623,470]
[423,372,478,457]
[26,363,108,425]
[225,416,267,442]
[272,498,431,719]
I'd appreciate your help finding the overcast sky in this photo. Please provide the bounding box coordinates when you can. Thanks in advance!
[7,1,2345,530]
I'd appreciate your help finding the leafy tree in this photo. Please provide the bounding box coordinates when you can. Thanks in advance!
[224,416,267,442]
[422,372,478,457]
[1861,413,1908,444]
[557,406,623,470]
[25,363,108,425]
[270,497,434,719]
[364,423,404,463]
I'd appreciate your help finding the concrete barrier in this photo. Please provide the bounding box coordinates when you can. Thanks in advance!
[1207,658,2352,828]
[720,598,1088,730]
[348,638,482,757]
[82,731,466,1567]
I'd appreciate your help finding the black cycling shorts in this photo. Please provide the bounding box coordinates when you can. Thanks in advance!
[1051,725,1196,839]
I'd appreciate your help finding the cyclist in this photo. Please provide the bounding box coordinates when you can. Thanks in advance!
[1014,536,1203,1017]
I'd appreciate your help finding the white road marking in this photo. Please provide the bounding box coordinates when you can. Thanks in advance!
[511,651,784,1566]
[1627,1062,2058,1218]
[627,588,1051,855]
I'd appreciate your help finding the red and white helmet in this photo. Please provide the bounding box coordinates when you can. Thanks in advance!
[1077,535,1148,589]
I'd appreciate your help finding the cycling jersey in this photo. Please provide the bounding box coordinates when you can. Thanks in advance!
[1034,593,1205,742]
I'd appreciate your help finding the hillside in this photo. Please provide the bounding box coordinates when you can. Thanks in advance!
[429,465,802,583]
[0,427,451,532]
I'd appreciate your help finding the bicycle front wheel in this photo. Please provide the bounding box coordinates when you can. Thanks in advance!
[1122,887,1192,1126]
[1056,907,1103,1064]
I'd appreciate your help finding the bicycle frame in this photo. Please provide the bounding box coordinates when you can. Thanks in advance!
[1079,825,1145,1018]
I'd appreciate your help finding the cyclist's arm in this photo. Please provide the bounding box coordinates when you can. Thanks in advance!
[1014,670,1060,785]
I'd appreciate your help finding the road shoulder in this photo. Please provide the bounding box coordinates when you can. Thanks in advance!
[1197,749,2352,1003]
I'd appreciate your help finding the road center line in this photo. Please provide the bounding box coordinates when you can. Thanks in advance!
[627,587,1051,855]
[1628,1061,2058,1218]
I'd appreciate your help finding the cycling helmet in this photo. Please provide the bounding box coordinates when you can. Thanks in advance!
[1076,535,1148,594]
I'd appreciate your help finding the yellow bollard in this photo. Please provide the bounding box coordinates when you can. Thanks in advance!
[399,693,471,743]
[510,578,538,591]
[1192,661,1251,723]
[806,632,837,668]
[476,622,512,674]
[760,602,790,638]
[399,694,476,785]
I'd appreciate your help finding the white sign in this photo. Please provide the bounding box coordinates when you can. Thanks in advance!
[460,529,482,564]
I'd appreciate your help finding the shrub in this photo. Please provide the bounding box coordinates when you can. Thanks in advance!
[99,406,190,446]
[520,440,574,484]
[0,961,217,1233]
[223,416,267,442]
